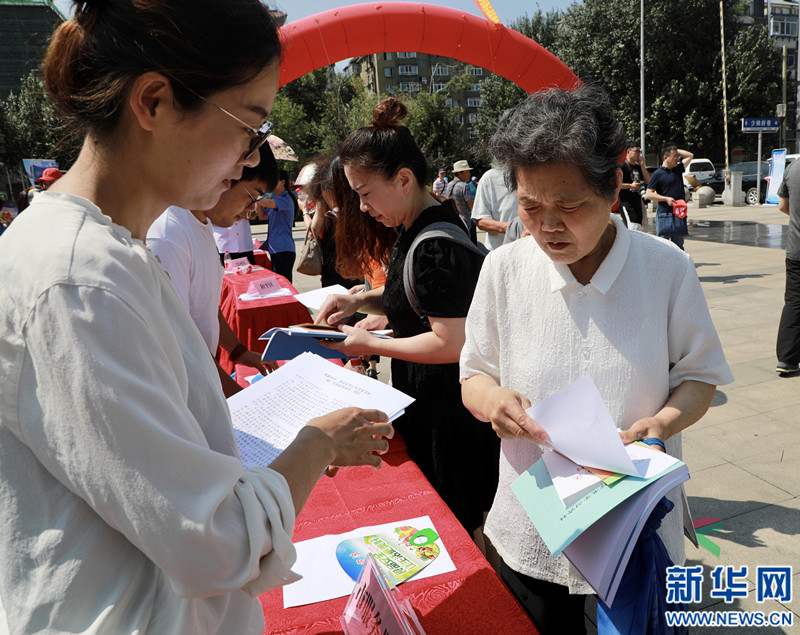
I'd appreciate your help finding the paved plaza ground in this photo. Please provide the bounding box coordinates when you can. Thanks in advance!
[254,201,799,633]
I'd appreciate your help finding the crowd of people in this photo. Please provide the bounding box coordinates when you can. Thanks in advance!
[0,1,739,634]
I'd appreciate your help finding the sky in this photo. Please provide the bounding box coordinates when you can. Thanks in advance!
[53,0,578,25]
[272,0,575,24]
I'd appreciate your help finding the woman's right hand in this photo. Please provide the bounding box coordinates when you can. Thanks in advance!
[306,407,393,469]
[316,293,361,326]
[482,385,549,445]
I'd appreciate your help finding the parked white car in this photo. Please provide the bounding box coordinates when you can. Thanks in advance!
[683,158,715,188]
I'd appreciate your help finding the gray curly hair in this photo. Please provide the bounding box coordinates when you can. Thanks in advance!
[490,86,625,201]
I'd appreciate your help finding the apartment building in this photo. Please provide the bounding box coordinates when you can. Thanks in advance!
[347,52,487,140]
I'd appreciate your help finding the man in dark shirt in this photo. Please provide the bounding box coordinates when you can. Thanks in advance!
[646,144,694,250]
[618,142,650,231]
[776,160,800,375]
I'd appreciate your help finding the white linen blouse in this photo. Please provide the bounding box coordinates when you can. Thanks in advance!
[0,193,298,634]
[460,214,733,593]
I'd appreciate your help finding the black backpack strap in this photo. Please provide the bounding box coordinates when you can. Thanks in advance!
[403,221,487,323]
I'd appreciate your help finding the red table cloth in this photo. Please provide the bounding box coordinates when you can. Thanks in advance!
[219,269,311,374]
[259,436,538,635]
[253,250,272,270]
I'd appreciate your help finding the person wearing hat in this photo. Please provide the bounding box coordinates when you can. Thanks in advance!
[23,167,65,209]
[444,159,476,241]
[35,167,64,190]
[432,168,448,201]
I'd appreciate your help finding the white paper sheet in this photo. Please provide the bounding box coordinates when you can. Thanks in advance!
[238,288,293,301]
[292,284,350,310]
[626,441,682,478]
[283,515,456,608]
[543,451,603,508]
[526,375,639,476]
[228,353,413,468]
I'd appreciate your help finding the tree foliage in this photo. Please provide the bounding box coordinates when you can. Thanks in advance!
[405,90,470,174]
[272,70,478,180]
[0,71,78,172]
[476,0,783,163]
[726,25,782,157]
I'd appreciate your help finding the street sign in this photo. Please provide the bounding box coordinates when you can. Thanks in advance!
[742,118,780,133]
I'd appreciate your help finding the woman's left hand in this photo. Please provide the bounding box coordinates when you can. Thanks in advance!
[319,325,377,357]
[618,416,668,452]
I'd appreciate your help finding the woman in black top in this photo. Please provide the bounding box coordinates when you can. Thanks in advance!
[316,98,499,534]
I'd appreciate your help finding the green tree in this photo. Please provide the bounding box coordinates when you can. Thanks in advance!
[473,11,562,161]
[272,71,378,171]
[555,0,746,159]
[315,75,375,152]
[405,90,470,177]
[0,71,78,171]
[726,25,782,159]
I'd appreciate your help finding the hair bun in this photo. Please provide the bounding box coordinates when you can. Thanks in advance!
[372,97,407,130]
[73,0,107,28]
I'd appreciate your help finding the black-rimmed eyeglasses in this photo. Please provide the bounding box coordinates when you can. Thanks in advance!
[241,184,266,219]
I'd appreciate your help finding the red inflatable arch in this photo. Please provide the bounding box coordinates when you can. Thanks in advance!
[277,2,579,92]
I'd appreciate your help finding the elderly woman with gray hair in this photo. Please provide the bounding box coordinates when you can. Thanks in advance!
[460,86,733,634]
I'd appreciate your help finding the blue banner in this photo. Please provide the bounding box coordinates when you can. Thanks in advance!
[766,149,786,205]
[22,159,59,187]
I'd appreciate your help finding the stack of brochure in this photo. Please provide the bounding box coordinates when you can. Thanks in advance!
[510,376,689,606]
[228,352,413,469]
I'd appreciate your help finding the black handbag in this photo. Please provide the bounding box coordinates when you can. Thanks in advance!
[656,208,688,236]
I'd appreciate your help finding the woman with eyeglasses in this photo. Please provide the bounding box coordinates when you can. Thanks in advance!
[0,1,393,633]
[257,169,297,283]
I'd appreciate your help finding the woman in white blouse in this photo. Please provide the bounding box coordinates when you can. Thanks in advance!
[460,86,733,635]
[0,1,392,633]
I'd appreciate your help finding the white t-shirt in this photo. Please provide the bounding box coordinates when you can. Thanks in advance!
[460,214,733,593]
[147,206,224,353]
[0,192,298,634]
[213,218,253,254]
[471,168,519,251]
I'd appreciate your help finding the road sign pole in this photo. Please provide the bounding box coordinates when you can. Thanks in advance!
[757,132,763,206]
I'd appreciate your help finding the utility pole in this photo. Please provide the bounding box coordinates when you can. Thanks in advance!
[720,0,729,182]
[640,0,645,156]
[781,44,788,150]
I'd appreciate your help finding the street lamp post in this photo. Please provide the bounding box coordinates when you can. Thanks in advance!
[640,0,645,156]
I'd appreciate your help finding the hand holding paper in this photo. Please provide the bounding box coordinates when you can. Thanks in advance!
[525,375,639,476]
[462,376,547,444]
[229,353,414,469]
[306,407,393,470]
